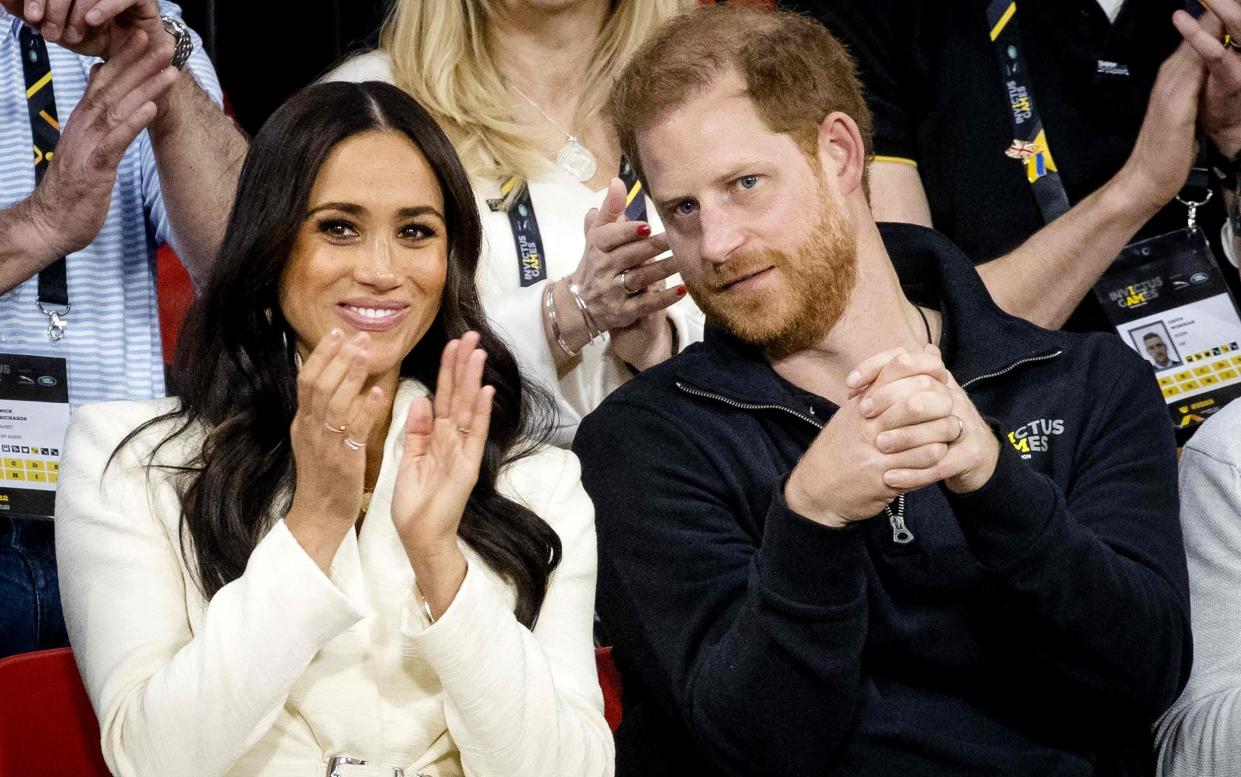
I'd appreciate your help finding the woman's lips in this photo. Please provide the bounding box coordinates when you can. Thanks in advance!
[335,302,411,332]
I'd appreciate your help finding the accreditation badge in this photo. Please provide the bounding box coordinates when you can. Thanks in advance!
[0,353,69,518]
[1092,226,1241,433]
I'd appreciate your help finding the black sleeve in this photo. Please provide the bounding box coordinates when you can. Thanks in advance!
[781,0,918,160]
[575,401,868,777]
[947,340,1192,723]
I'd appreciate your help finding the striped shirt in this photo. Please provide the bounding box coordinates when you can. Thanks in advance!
[0,3,221,408]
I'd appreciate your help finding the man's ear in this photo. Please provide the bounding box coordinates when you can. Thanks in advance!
[816,112,867,197]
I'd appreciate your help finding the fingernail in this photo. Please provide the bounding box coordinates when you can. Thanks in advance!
[328,328,343,340]
[27,2,40,17]
[85,8,101,24]
[675,285,687,297]
[845,370,862,387]
[636,224,652,238]
[860,397,874,415]
[42,22,58,39]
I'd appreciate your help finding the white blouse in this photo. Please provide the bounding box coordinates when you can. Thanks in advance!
[324,51,706,445]
[54,381,614,777]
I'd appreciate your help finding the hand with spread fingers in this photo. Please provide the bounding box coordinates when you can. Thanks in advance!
[390,332,494,616]
[0,0,165,61]
[23,27,178,264]
[285,329,389,570]
[555,177,686,360]
[1174,2,1241,157]
[785,346,962,528]
[848,344,1000,495]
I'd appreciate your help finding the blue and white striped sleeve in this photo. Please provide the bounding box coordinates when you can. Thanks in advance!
[142,0,226,248]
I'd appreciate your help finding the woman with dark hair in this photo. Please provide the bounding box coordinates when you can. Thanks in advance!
[54,81,613,777]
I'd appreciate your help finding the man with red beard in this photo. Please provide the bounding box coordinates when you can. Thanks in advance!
[573,6,1191,777]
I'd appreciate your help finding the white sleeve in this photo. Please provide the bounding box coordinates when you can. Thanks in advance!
[1154,444,1241,776]
[401,451,614,777]
[55,406,365,777]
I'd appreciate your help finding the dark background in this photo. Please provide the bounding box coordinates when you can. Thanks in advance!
[176,0,394,135]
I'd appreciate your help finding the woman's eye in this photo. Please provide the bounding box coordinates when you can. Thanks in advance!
[399,223,436,241]
[317,219,357,239]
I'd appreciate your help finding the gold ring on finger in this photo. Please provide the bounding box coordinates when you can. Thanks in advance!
[618,269,642,296]
[457,427,472,435]
[324,421,349,434]
[344,437,366,451]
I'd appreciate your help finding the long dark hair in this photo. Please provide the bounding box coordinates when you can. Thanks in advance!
[124,81,561,627]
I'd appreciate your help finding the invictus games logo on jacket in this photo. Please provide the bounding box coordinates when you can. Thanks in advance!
[1007,418,1065,459]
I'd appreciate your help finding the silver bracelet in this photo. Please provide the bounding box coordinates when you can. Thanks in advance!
[416,585,436,625]
[566,281,603,341]
[544,282,580,357]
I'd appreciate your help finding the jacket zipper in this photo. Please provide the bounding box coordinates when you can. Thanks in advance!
[961,350,1063,389]
[675,381,914,544]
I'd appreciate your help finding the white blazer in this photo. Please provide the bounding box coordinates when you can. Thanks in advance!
[54,380,614,777]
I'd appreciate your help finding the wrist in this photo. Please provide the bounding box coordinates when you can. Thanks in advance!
[550,279,593,353]
[944,435,1000,495]
[784,470,848,528]
[17,194,69,260]
[284,505,351,573]
[1105,166,1170,226]
[409,546,467,619]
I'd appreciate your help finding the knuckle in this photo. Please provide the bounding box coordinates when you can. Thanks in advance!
[907,394,927,417]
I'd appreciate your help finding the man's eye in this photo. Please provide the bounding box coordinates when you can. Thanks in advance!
[738,175,759,190]
[674,200,698,216]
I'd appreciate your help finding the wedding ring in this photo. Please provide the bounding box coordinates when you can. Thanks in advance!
[457,427,472,435]
[1228,36,1241,51]
[618,270,641,296]
[951,414,965,442]
[323,421,348,434]
[344,437,366,451]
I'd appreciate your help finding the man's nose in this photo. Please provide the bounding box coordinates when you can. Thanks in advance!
[698,207,744,265]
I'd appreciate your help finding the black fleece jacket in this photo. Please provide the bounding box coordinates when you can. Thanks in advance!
[574,223,1191,777]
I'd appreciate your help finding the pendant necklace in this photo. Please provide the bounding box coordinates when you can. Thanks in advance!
[508,82,598,182]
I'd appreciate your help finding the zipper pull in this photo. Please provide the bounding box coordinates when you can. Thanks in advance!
[885,494,914,545]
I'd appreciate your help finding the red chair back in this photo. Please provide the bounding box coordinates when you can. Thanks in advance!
[0,648,110,777]
[595,645,623,732]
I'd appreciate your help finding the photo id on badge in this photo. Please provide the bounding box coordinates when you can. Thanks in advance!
[0,353,69,518]
[1093,226,1241,433]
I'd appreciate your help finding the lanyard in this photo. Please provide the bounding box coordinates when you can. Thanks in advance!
[18,27,69,341]
[494,157,648,287]
[986,1,1212,226]
[985,0,1073,224]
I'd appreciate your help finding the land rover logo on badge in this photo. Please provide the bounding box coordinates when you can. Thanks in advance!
[37,376,56,387]
[1191,272,1209,284]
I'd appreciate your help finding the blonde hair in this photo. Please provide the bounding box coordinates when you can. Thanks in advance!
[380,0,692,183]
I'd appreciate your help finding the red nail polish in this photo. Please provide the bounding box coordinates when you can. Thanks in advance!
[675,285,687,297]
[636,224,652,238]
